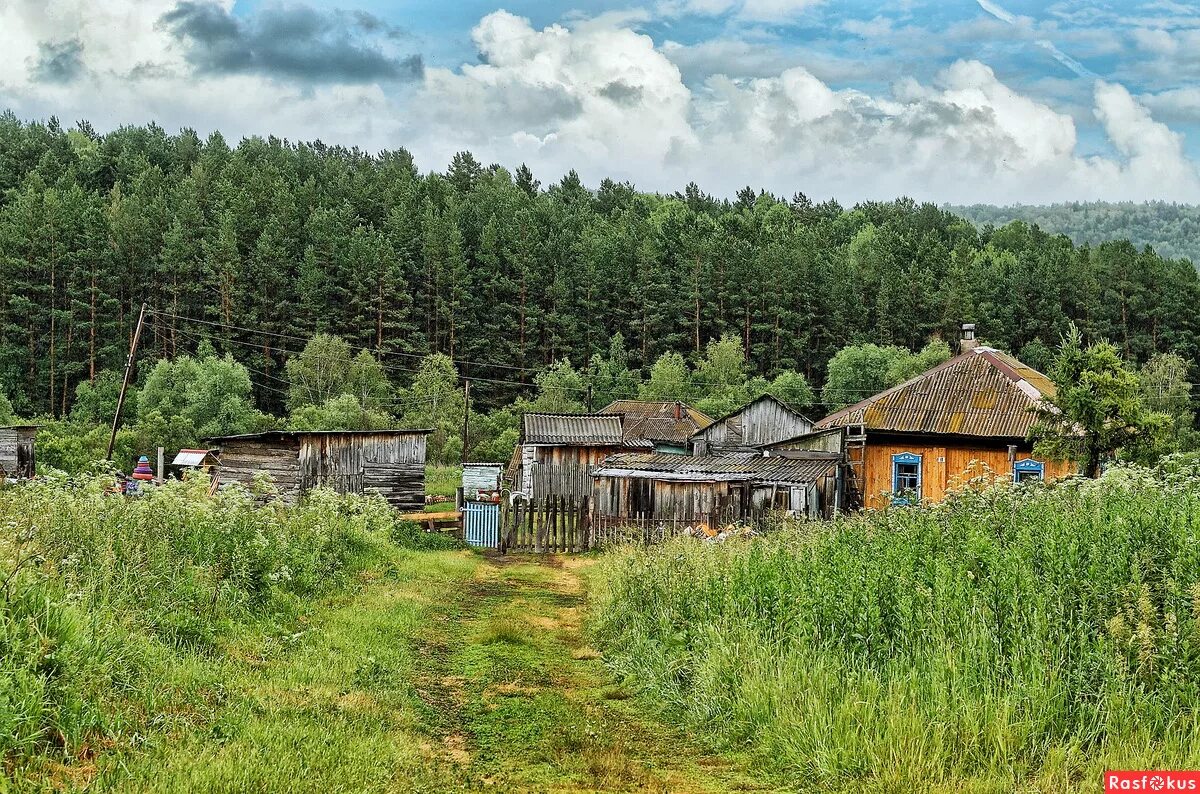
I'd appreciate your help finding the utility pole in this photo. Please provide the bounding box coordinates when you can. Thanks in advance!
[106,302,147,461]
[461,378,470,464]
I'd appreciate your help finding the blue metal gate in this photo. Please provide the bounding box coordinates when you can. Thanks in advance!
[463,501,500,548]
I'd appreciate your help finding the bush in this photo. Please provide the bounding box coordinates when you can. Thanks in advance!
[591,469,1200,788]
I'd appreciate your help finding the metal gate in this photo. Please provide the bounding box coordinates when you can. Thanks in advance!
[463,501,500,548]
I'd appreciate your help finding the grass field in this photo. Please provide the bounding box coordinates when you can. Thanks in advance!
[590,466,1200,792]
[0,475,768,792]
[5,466,1200,791]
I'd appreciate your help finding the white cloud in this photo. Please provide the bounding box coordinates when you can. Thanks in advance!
[412,12,1199,203]
[410,10,696,184]
[1,4,1197,204]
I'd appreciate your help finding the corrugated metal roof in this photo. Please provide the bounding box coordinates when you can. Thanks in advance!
[592,452,838,483]
[522,413,624,446]
[172,449,218,467]
[599,400,714,445]
[814,347,1054,438]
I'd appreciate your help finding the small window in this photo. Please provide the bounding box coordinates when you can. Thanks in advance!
[1013,459,1044,484]
[891,453,922,504]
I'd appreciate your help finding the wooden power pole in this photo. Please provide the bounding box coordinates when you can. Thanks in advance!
[461,378,470,464]
[106,302,148,461]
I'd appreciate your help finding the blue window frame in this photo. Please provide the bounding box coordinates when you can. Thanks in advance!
[1013,458,1044,484]
[891,452,922,504]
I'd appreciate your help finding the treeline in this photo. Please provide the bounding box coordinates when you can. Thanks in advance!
[950,201,1200,266]
[3,113,1200,424]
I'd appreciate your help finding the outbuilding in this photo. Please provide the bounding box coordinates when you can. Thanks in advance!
[690,394,815,455]
[207,429,431,511]
[591,451,841,527]
[510,413,635,501]
[0,425,36,480]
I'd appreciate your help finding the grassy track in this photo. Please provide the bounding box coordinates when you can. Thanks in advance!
[93,549,767,793]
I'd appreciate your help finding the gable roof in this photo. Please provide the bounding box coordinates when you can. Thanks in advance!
[598,400,714,446]
[690,394,813,440]
[814,347,1055,439]
[521,413,625,446]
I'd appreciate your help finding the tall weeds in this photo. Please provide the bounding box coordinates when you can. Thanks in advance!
[591,467,1200,789]
[0,475,405,774]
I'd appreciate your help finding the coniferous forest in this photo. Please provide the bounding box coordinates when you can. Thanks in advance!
[2,113,1200,462]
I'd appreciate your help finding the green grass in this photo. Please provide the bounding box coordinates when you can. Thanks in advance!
[589,466,1200,792]
[1,474,769,792]
[425,464,462,499]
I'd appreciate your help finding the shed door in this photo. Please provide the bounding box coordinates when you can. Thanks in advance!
[16,442,33,479]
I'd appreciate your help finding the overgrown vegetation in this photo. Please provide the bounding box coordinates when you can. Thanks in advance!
[591,468,1200,790]
[0,477,425,782]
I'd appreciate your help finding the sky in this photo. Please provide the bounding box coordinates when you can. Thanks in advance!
[2,0,1199,204]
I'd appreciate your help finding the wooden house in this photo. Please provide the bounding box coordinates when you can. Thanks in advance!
[690,394,814,455]
[591,451,841,525]
[510,413,635,501]
[207,429,430,511]
[813,334,1074,509]
[0,426,36,480]
[598,399,713,454]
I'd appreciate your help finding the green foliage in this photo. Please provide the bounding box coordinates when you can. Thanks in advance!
[0,478,412,773]
[1139,352,1198,454]
[0,389,13,425]
[639,352,692,403]
[588,333,640,408]
[592,471,1200,787]
[287,394,393,431]
[139,346,262,439]
[885,338,952,384]
[762,370,816,413]
[1,117,1199,433]
[821,343,908,410]
[399,354,463,465]
[951,201,1200,265]
[69,370,129,425]
[529,360,587,414]
[284,334,355,412]
[1032,325,1172,475]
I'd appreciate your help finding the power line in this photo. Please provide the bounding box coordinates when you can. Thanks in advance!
[154,311,1200,407]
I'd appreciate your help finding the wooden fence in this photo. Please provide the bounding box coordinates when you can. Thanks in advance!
[500,495,592,554]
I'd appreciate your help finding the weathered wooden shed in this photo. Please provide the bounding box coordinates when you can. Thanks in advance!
[510,413,638,501]
[690,395,814,455]
[0,426,36,480]
[591,451,841,525]
[207,429,431,511]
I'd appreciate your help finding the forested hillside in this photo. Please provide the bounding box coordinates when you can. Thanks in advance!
[3,113,1200,423]
[949,202,1200,265]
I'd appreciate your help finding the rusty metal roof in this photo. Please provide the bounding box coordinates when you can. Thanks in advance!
[592,452,838,483]
[815,347,1055,438]
[599,400,714,445]
[522,413,625,446]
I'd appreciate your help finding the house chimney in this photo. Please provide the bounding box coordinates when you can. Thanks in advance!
[960,323,978,352]
[674,401,682,421]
